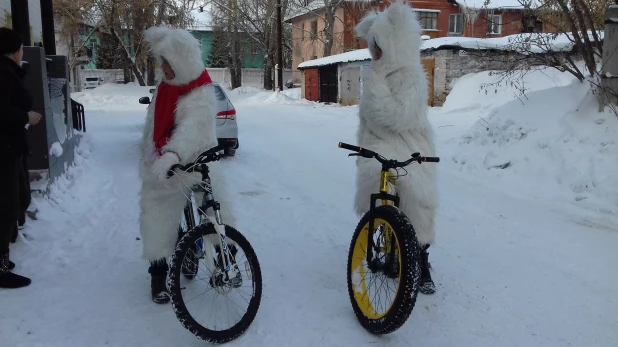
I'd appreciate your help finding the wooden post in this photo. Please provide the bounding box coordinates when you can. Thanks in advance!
[600,5,618,108]
[276,0,283,91]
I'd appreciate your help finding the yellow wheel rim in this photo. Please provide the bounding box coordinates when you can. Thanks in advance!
[350,218,401,320]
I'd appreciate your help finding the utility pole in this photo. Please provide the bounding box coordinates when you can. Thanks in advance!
[276,0,284,91]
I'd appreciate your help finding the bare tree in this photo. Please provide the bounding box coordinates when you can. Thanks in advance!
[286,0,372,60]
[456,0,618,116]
[55,0,199,86]
[463,0,605,94]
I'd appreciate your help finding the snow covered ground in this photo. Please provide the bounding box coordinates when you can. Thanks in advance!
[1,73,617,347]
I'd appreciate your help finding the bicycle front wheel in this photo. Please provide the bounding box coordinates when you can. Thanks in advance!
[347,205,422,335]
[169,224,263,344]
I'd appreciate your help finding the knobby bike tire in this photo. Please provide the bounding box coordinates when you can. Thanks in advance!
[347,205,422,335]
[169,224,263,344]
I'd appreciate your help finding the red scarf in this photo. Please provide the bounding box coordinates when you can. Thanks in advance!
[153,69,213,155]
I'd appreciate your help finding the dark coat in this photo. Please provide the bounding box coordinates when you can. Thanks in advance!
[0,55,32,250]
[0,55,31,157]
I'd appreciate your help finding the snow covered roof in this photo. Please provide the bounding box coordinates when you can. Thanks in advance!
[298,31,604,69]
[189,8,213,31]
[286,0,451,22]
[298,49,371,69]
[422,31,604,54]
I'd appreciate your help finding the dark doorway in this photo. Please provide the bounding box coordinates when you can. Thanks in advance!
[319,65,338,104]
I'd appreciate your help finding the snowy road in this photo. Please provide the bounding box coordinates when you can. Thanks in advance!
[1,88,616,347]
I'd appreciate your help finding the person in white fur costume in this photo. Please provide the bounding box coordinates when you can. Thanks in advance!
[354,0,438,294]
[138,26,235,303]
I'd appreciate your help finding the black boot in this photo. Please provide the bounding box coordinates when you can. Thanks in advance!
[419,245,435,295]
[0,251,31,289]
[148,258,170,304]
[10,223,18,244]
[6,249,14,270]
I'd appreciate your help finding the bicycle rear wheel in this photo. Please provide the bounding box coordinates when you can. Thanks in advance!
[347,205,421,335]
[169,224,262,344]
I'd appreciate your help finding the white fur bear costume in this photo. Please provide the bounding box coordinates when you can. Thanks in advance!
[353,1,437,248]
[138,26,235,262]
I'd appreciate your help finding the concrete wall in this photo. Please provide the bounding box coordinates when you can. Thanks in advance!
[46,55,79,183]
[424,48,577,106]
[425,49,521,106]
[207,68,292,89]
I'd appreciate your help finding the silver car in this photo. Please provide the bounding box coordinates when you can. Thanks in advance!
[139,82,239,156]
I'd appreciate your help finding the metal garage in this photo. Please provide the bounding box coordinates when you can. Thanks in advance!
[298,49,435,106]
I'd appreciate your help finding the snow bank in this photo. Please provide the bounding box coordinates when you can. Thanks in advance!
[241,89,314,106]
[422,31,604,55]
[49,142,63,157]
[442,67,579,112]
[225,86,264,95]
[451,80,618,213]
[72,83,152,110]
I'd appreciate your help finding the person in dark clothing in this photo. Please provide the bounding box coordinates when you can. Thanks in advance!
[0,27,42,289]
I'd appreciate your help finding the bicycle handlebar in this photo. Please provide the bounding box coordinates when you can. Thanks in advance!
[338,142,440,167]
[166,143,232,178]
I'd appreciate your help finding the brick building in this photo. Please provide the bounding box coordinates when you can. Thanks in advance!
[286,0,543,83]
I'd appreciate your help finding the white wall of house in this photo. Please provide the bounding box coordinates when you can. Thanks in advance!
[28,0,42,44]
[1,0,12,27]
[0,0,43,44]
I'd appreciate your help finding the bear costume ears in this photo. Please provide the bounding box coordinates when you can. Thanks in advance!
[144,26,205,86]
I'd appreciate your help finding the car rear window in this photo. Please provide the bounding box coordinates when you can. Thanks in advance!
[213,85,227,101]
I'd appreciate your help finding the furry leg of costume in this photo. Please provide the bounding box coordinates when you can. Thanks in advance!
[139,26,236,303]
[353,0,438,294]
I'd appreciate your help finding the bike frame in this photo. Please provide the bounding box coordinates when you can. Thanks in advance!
[366,165,400,265]
[178,167,238,283]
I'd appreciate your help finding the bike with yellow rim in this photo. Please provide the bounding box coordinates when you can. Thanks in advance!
[338,142,439,334]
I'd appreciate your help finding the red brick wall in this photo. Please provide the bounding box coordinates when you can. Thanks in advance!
[341,0,461,50]
[453,9,524,38]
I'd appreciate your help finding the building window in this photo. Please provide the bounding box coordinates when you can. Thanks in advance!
[252,44,258,55]
[418,12,438,31]
[310,20,318,40]
[487,14,502,35]
[522,15,543,33]
[449,14,463,34]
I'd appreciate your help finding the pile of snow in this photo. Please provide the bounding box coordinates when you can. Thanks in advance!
[241,89,314,106]
[442,67,580,112]
[188,6,212,31]
[456,0,539,9]
[299,31,603,69]
[49,142,63,157]
[72,83,152,110]
[225,86,264,95]
[422,31,604,55]
[450,79,618,213]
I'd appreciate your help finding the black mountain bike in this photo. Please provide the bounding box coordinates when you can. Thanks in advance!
[166,144,262,344]
[338,142,439,335]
